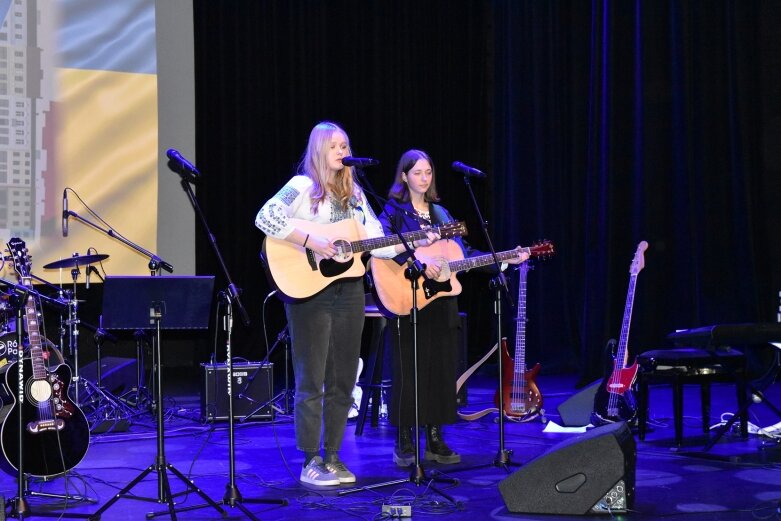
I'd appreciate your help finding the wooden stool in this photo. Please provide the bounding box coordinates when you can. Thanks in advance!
[636,347,748,448]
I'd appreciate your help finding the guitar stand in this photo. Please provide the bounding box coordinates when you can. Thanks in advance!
[339,264,458,503]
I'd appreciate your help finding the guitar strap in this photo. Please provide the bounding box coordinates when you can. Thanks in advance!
[456,342,500,421]
[429,204,448,226]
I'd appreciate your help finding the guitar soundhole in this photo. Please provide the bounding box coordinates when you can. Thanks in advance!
[331,239,353,262]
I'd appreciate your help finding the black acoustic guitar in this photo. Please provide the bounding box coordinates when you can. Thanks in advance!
[0,238,89,477]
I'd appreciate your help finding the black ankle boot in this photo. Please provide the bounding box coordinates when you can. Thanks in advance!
[393,426,415,467]
[424,425,461,464]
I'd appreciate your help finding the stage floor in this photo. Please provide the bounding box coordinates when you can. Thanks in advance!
[2,369,781,520]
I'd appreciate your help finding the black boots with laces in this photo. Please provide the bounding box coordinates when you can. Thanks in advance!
[424,425,461,464]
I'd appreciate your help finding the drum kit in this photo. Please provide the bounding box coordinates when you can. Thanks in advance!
[0,250,145,432]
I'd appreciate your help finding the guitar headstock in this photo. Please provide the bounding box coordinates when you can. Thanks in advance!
[529,240,555,259]
[630,241,649,275]
[7,237,31,279]
[437,221,468,239]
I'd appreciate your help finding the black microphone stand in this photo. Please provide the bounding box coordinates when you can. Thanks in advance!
[151,159,287,520]
[64,201,174,276]
[459,171,517,470]
[337,167,457,502]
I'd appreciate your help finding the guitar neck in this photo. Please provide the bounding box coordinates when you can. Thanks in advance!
[514,263,529,374]
[614,273,638,369]
[449,248,529,273]
[350,228,435,254]
[21,278,47,378]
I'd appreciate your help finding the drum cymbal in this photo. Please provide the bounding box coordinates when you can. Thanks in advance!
[42,254,109,270]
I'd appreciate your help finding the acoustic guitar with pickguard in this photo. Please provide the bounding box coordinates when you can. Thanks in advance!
[262,219,467,301]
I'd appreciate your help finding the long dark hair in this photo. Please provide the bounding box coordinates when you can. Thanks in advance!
[387,149,440,202]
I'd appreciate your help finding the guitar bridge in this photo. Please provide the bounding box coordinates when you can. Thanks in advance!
[27,418,65,434]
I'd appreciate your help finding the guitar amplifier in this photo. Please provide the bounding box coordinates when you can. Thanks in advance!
[200,362,274,421]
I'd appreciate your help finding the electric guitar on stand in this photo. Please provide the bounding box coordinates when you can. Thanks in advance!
[494,261,544,422]
[591,241,648,426]
[0,238,89,477]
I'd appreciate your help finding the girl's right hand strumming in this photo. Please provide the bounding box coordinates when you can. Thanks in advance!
[307,235,337,259]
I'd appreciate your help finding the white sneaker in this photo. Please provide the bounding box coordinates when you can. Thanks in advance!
[324,458,356,483]
[300,456,340,486]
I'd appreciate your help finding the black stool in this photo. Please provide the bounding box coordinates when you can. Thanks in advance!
[636,347,748,448]
[355,298,388,435]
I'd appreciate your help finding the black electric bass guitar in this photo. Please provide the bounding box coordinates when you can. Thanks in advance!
[591,241,648,426]
[0,238,89,477]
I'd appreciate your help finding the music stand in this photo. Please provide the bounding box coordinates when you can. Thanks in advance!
[90,276,227,520]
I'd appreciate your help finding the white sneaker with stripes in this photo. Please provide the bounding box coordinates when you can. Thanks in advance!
[300,456,340,486]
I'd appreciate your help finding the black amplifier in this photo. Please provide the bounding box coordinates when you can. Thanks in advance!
[200,362,274,421]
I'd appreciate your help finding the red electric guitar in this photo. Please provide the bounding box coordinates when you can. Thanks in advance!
[591,241,648,426]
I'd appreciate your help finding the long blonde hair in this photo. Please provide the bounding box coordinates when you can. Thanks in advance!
[297,121,356,214]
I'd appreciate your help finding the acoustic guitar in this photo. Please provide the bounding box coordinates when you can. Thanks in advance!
[262,219,467,301]
[0,238,89,477]
[494,262,543,421]
[370,239,555,317]
[591,241,648,426]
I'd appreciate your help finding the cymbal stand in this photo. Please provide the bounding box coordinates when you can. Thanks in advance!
[65,264,82,406]
[63,268,133,429]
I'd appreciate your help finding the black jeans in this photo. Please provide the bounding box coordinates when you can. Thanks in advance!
[285,278,364,454]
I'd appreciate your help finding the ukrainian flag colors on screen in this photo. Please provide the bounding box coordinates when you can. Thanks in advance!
[0,0,158,279]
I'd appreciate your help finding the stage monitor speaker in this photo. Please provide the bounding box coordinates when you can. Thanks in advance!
[81,356,137,396]
[200,362,274,421]
[499,421,635,515]
[557,379,601,427]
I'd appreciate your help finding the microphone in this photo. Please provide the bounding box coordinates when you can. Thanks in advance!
[342,157,379,168]
[85,265,91,289]
[62,189,69,237]
[452,161,487,179]
[166,148,200,180]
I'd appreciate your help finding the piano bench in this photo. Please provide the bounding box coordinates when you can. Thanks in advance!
[636,347,748,447]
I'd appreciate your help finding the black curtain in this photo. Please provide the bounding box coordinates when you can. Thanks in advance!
[192,0,781,384]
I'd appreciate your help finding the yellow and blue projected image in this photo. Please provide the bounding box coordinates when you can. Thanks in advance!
[0,0,158,280]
